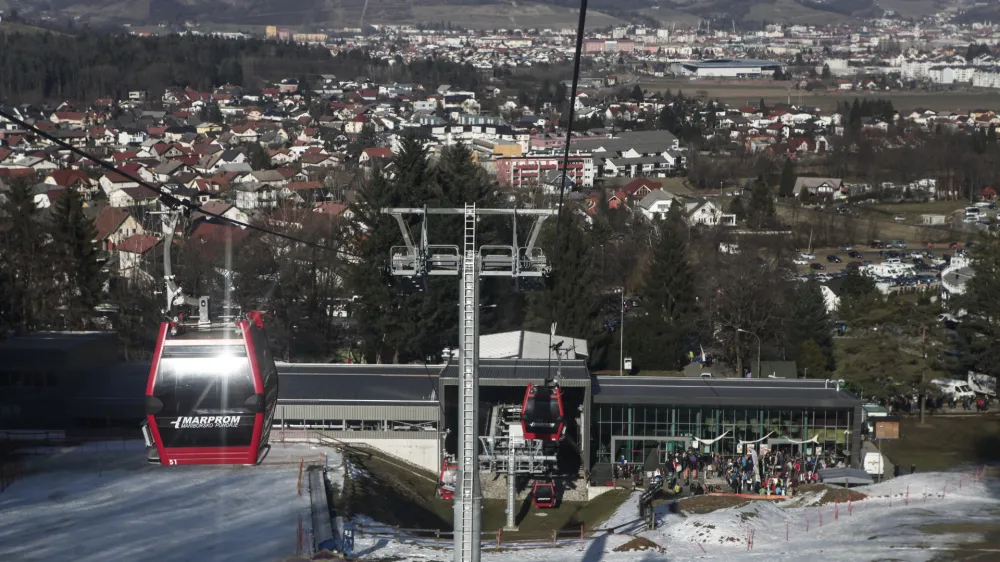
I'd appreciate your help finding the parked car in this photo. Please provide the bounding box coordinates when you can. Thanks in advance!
[827,255,842,263]
[800,253,816,260]
[839,244,853,251]
[810,263,826,270]
[848,250,863,259]
[793,258,809,266]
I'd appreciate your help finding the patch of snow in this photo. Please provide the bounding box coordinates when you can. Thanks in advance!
[348,471,1000,561]
[0,442,342,562]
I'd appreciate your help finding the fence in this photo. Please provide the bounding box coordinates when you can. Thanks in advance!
[737,464,1000,552]
[354,514,650,548]
[0,458,26,493]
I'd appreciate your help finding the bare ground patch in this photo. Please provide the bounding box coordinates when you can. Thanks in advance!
[613,536,664,553]
[678,495,752,514]
[798,483,868,505]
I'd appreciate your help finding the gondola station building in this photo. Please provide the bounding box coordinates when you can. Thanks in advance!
[0,331,863,480]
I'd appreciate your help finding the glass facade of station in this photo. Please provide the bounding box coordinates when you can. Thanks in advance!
[593,404,855,466]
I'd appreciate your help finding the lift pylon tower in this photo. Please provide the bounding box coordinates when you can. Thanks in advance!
[382,205,557,562]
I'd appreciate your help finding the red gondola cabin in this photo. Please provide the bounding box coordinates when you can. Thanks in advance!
[439,457,458,500]
[141,311,278,465]
[532,481,557,508]
[520,383,564,441]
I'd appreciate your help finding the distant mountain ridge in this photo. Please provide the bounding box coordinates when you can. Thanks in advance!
[8,0,932,27]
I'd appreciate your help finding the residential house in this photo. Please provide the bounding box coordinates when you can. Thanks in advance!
[574,130,685,179]
[234,183,279,210]
[360,147,392,168]
[44,169,97,199]
[118,128,149,145]
[300,153,339,169]
[191,201,250,226]
[92,206,145,250]
[637,189,678,221]
[109,186,158,208]
[792,177,843,199]
[51,111,86,126]
[116,234,161,282]
[282,181,328,203]
[313,201,353,219]
[99,171,140,195]
[684,200,736,227]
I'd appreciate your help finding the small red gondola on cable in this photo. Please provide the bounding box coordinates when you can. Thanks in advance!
[142,308,278,465]
[531,481,557,508]
[438,456,458,500]
[520,383,564,441]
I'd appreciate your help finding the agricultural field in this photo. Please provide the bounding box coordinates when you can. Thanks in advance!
[744,0,853,24]
[877,0,942,18]
[776,204,962,245]
[637,77,1000,114]
[407,3,625,30]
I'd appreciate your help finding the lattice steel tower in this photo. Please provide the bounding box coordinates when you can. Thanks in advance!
[383,205,556,562]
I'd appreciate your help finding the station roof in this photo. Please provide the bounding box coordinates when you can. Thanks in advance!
[72,359,591,408]
[440,359,590,387]
[480,331,589,360]
[682,59,783,69]
[0,331,116,352]
[593,377,861,409]
[276,363,443,406]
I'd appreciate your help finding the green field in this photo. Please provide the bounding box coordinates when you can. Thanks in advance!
[870,201,969,216]
[345,447,630,538]
[883,416,1000,473]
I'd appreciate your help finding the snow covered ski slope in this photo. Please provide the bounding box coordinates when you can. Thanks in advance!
[0,441,342,562]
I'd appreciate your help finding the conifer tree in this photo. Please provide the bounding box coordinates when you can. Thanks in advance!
[525,212,599,346]
[631,202,697,370]
[728,195,746,222]
[52,189,104,325]
[778,158,796,198]
[0,180,52,333]
[747,181,776,228]
[789,279,834,375]
[247,142,270,170]
[957,236,1000,378]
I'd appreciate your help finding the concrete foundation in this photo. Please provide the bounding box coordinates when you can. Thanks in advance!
[480,475,588,502]
[334,437,440,474]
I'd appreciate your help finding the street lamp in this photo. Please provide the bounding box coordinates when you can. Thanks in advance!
[617,286,625,376]
[737,328,761,379]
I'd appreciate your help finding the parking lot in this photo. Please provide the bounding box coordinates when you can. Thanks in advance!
[793,241,972,287]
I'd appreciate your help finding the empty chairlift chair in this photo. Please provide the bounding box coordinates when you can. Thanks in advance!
[520,383,565,441]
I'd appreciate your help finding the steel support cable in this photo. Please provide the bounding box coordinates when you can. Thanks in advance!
[547,0,589,379]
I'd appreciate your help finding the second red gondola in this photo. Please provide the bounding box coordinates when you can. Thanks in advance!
[532,481,557,508]
[520,383,564,441]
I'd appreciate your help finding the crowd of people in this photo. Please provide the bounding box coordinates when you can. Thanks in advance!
[613,447,846,498]
[719,449,841,496]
